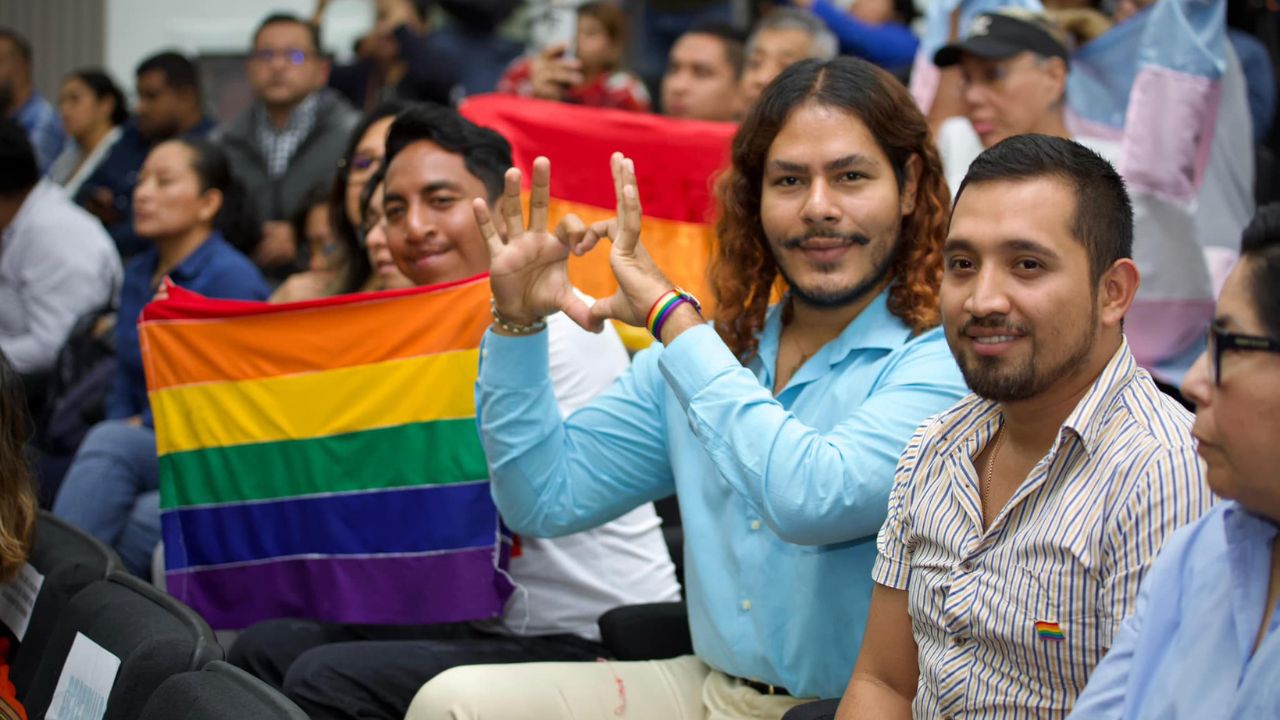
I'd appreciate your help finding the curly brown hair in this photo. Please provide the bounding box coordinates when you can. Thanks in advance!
[711,57,951,361]
[0,350,36,583]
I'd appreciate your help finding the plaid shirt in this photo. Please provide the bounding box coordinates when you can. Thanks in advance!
[256,93,319,178]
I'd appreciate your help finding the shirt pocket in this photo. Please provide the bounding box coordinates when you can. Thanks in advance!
[1007,557,1103,698]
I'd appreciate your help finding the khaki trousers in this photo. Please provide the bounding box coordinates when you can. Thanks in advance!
[405,654,809,720]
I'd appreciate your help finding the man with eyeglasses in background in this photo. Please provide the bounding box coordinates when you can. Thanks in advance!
[218,13,357,275]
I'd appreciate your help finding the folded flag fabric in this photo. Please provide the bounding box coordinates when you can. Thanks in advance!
[139,275,513,630]
[1067,0,1245,383]
[912,0,1246,383]
[460,94,735,349]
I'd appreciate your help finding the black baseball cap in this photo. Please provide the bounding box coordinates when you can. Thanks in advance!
[934,12,1070,68]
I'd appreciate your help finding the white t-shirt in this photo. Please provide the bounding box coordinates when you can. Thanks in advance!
[0,179,121,374]
[489,308,681,641]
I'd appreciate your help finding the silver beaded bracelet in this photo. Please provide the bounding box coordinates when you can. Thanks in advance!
[490,297,547,335]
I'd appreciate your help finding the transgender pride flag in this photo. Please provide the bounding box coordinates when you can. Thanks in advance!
[915,0,1246,382]
[140,276,513,630]
[1068,0,1244,382]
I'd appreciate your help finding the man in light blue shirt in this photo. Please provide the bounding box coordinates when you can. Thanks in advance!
[1068,203,1280,719]
[405,57,967,719]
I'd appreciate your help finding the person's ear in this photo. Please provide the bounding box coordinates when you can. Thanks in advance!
[1043,56,1068,104]
[1098,257,1140,328]
[899,154,921,217]
[197,187,223,226]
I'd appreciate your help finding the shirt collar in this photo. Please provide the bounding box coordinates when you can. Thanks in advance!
[166,231,224,284]
[256,93,319,136]
[1223,501,1280,549]
[755,289,915,381]
[12,92,43,122]
[1056,338,1141,458]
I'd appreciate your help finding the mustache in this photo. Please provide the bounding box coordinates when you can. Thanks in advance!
[960,315,1029,335]
[781,231,872,250]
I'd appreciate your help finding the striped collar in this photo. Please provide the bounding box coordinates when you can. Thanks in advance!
[938,339,1141,461]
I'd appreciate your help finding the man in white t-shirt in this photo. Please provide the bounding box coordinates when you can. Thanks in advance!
[227,104,680,720]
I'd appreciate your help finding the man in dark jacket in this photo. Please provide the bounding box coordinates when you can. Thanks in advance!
[217,13,357,275]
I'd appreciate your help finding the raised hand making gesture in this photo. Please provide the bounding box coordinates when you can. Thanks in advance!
[478,152,702,342]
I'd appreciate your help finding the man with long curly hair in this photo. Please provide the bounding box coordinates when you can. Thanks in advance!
[404,57,967,720]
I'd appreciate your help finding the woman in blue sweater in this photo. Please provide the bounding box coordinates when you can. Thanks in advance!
[53,138,269,576]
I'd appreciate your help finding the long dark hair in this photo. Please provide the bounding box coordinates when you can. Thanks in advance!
[330,100,412,293]
[168,137,261,255]
[711,57,951,361]
[66,68,129,127]
[0,351,36,583]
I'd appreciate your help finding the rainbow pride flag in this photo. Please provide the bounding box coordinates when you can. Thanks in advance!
[461,95,735,349]
[139,275,513,630]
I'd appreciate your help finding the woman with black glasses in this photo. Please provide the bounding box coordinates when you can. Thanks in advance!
[1068,203,1280,719]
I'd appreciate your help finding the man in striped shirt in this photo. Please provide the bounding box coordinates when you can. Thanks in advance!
[835,135,1214,720]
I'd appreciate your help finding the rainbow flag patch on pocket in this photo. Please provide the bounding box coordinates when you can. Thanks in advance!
[1035,621,1065,640]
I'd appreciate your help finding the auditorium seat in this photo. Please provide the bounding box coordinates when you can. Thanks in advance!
[137,661,308,719]
[21,572,222,719]
[6,511,121,696]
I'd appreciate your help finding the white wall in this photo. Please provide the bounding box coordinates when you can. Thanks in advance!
[104,0,372,94]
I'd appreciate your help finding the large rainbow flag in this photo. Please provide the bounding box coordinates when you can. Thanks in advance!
[461,95,735,349]
[139,275,513,630]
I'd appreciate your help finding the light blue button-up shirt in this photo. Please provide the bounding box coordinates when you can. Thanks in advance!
[1069,501,1280,719]
[476,291,967,699]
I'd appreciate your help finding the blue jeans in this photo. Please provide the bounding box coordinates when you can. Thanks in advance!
[52,420,160,576]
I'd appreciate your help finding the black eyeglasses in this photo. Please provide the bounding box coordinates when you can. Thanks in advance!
[1207,320,1280,384]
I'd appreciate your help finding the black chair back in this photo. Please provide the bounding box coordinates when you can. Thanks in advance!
[22,572,222,719]
[5,512,120,696]
[137,661,308,719]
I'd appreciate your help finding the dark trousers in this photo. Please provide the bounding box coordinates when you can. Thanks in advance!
[227,619,607,720]
[781,698,841,720]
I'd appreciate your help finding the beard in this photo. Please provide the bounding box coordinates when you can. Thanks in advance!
[775,230,899,309]
[0,81,12,114]
[955,306,1098,402]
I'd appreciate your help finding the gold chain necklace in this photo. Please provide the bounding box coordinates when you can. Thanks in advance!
[982,426,1006,522]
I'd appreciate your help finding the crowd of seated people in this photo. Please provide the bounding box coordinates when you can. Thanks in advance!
[0,1,1278,719]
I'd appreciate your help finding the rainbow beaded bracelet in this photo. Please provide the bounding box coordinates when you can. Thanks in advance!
[645,288,703,340]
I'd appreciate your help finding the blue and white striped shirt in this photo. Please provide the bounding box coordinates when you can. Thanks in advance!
[874,340,1213,719]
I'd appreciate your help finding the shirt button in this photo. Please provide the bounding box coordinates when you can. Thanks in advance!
[953,636,967,648]
[961,561,974,572]
[750,520,761,531]
[741,599,752,611]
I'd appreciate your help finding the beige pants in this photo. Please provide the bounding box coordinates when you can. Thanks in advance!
[404,655,809,720]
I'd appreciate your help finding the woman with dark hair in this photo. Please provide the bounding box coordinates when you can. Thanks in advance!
[1068,203,1280,718]
[51,137,270,577]
[49,68,128,196]
[356,166,411,291]
[270,182,345,303]
[329,99,413,293]
[0,349,38,720]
